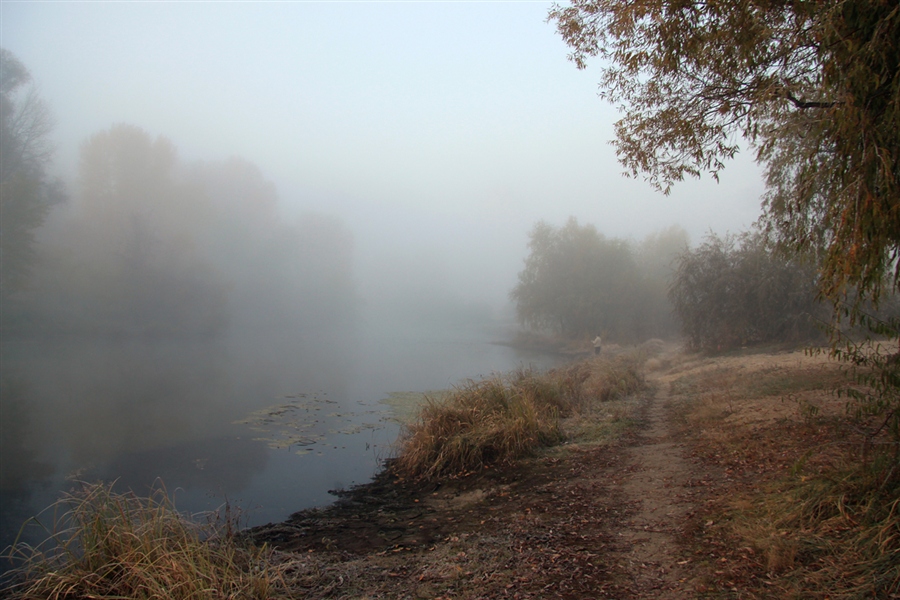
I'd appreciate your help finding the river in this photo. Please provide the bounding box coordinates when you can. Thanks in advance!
[0,317,560,553]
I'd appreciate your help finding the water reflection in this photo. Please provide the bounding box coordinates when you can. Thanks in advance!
[0,376,55,549]
[100,435,268,499]
[0,321,559,555]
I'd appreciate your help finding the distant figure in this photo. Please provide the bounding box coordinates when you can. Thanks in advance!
[592,336,602,355]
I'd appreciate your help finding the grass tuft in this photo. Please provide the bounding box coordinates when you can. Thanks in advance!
[392,371,564,481]
[549,354,646,405]
[393,355,646,481]
[749,460,900,597]
[3,482,279,600]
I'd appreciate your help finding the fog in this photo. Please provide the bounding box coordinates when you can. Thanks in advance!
[1,2,768,552]
[2,2,765,317]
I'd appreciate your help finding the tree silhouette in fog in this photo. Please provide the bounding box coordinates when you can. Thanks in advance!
[668,231,825,352]
[0,49,63,299]
[52,124,230,335]
[7,123,357,338]
[511,218,682,342]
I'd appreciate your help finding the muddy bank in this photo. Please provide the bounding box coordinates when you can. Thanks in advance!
[244,455,567,556]
[245,462,435,554]
[243,437,638,598]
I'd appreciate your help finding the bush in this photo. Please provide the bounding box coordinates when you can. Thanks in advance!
[669,231,826,352]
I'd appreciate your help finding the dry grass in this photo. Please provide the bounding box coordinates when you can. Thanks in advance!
[392,371,567,481]
[726,456,900,598]
[667,349,900,598]
[393,354,647,481]
[550,353,646,406]
[3,482,280,600]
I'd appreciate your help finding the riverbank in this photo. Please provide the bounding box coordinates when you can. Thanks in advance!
[243,344,898,598]
[5,343,898,598]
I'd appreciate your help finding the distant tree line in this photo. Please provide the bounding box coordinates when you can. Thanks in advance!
[510,218,840,351]
[0,50,356,338]
[510,217,686,343]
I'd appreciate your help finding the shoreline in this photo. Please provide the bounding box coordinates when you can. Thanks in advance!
[9,345,891,598]
[244,340,660,554]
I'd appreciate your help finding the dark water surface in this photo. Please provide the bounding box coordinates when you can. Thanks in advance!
[0,320,559,553]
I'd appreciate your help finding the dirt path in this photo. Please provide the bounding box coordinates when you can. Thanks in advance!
[247,361,723,598]
[602,373,701,597]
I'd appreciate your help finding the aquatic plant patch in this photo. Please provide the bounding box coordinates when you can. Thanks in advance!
[234,392,390,456]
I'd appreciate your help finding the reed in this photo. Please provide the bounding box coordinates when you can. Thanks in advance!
[3,482,279,600]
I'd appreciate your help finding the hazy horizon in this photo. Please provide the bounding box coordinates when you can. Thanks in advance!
[2,1,765,315]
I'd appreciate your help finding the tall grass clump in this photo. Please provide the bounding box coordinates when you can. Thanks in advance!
[394,356,646,481]
[2,482,279,600]
[393,370,567,481]
[550,354,646,405]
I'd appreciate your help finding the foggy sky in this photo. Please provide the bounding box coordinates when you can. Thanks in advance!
[1,1,765,310]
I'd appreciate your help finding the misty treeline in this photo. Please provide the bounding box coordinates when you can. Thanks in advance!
[670,231,898,353]
[1,51,355,338]
[511,218,686,342]
[511,218,852,351]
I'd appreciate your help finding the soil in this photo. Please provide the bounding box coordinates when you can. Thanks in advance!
[596,374,702,598]
[245,347,847,598]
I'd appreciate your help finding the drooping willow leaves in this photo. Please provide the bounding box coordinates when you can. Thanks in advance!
[549,0,900,307]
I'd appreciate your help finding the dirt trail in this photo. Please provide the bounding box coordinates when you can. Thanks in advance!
[247,358,727,598]
[602,372,701,597]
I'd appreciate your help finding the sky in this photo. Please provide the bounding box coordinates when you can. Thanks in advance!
[0,1,766,311]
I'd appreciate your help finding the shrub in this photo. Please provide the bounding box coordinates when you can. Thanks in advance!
[669,231,826,352]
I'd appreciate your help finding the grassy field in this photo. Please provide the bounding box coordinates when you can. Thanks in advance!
[662,348,900,597]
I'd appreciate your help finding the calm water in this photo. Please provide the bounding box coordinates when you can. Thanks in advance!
[0,318,559,552]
